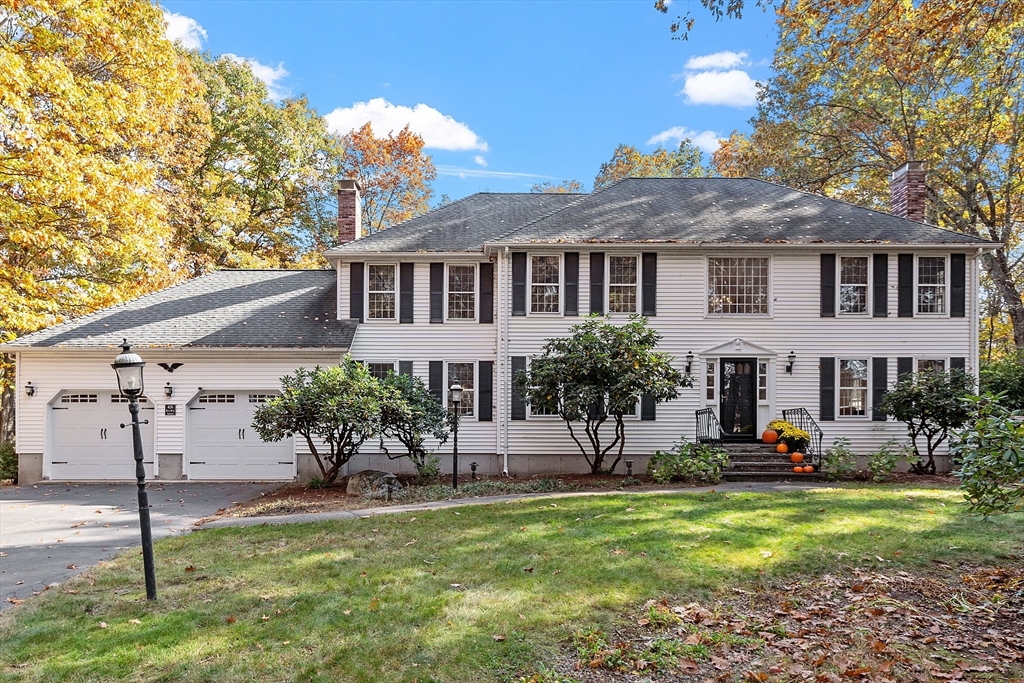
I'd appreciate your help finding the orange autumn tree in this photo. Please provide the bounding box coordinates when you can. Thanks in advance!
[338,123,436,235]
[594,141,708,190]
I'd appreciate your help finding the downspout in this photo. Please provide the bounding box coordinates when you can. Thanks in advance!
[973,248,982,376]
[499,246,510,476]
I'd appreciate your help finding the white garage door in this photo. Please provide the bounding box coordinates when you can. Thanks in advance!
[50,393,155,481]
[186,392,294,480]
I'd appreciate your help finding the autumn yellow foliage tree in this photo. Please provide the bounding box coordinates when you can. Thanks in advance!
[594,140,708,190]
[530,180,585,194]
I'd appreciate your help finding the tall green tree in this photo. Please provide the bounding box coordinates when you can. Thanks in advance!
[594,140,708,190]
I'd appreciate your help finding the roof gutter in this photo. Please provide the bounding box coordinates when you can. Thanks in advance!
[483,241,998,251]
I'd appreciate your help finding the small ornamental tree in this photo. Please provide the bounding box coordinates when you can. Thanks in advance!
[879,368,975,474]
[378,371,451,477]
[516,315,689,474]
[953,394,1024,517]
[251,358,405,485]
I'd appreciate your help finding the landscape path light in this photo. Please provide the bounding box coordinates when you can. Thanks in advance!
[111,339,157,600]
[449,382,462,490]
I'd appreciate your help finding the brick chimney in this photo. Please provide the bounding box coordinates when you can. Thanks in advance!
[337,179,362,245]
[890,161,927,222]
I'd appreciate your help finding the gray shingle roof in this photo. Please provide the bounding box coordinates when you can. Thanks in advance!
[3,270,356,350]
[498,178,992,245]
[325,192,584,254]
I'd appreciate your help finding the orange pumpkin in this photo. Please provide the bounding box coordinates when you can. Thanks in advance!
[802,465,815,473]
[776,442,789,454]
[762,429,778,444]
[790,452,805,464]
[793,466,803,473]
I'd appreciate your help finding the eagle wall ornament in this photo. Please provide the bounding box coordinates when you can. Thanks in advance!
[157,363,184,373]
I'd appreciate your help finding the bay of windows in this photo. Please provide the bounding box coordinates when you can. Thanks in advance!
[707,257,769,315]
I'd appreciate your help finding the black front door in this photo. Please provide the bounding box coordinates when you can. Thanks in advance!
[720,358,756,439]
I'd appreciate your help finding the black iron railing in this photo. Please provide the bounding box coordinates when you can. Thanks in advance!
[695,408,723,449]
[783,407,823,464]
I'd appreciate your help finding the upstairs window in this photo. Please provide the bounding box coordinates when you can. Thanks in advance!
[447,265,476,320]
[839,359,868,416]
[839,256,868,314]
[917,257,946,314]
[707,257,769,315]
[608,255,638,313]
[368,264,396,319]
[530,255,560,313]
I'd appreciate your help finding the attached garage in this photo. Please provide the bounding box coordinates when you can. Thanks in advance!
[186,391,294,480]
[49,392,155,481]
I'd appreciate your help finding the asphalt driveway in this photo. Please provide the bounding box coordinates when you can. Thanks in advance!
[0,481,274,610]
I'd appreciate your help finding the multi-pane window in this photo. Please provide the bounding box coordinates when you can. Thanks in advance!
[530,255,560,313]
[707,257,769,315]
[758,362,767,401]
[917,358,946,373]
[839,256,869,314]
[706,361,716,401]
[917,257,946,314]
[367,363,395,380]
[447,265,475,320]
[368,265,396,319]
[448,362,474,417]
[839,359,868,416]
[608,255,638,313]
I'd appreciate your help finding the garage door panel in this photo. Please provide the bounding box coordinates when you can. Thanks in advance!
[50,393,153,481]
[187,392,293,480]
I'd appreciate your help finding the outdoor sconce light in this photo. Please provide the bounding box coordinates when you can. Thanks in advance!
[470,461,478,480]
[164,382,174,398]
[449,382,463,490]
[685,352,694,375]
[24,382,35,397]
[625,459,634,477]
[786,352,796,374]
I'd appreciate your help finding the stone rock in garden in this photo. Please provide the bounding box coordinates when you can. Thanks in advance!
[346,470,403,499]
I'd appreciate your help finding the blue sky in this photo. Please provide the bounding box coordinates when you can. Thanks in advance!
[161,1,779,200]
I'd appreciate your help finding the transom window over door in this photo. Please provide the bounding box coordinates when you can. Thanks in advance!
[368,265,396,319]
[918,257,946,314]
[839,359,868,416]
[608,255,638,313]
[448,362,474,417]
[839,256,868,314]
[448,265,475,319]
[707,257,769,315]
[530,255,560,313]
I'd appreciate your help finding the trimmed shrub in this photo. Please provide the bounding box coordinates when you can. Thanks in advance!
[647,441,730,484]
[0,441,16,482]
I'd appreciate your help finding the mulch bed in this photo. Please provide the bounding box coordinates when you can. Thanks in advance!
[540,562,1024,683]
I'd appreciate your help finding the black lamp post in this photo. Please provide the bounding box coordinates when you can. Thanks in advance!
[450,382,462,490]
[111,339,157,600]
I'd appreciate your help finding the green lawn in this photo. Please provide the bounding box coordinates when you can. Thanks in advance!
[1,486,1021,682]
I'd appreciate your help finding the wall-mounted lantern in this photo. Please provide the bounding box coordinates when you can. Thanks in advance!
[786,352,797,374]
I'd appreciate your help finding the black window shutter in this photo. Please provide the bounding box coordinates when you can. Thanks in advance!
[642,252,657,316]
[590,252,605,314]
[510,356,527,420]
[512,253,527,316]
[872,357,888,421]
[820,254,836,317]
[872,254,888,317]
[640,393,656,421]
[950,253,966,318]
[399,262,414,323]
[479,262,494,323]
[399,361,414,376]
[819,357,835,421]
[428,361,443,403]
[898,254,914,317]
[950,356,966,371]
[478,361,493,421]
[349,262,364,322]
[564,252,579,316]
[897,357,913,380]
[429,263,444,323]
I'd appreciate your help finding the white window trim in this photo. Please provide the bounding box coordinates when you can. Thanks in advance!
[836,358,870,419]
[837,254,871,316]
[445,262,478,322]
[915,254,949,317]
[365,262,399,322]
[606,253,640,315]
[445,360,476,418]
[703,254,773,318]
[527,253,563,316]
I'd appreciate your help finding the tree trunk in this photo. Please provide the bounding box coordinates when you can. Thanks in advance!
[0,356,14,445]
[981,251,1024,351]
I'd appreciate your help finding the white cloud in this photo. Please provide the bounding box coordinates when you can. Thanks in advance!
[473,156,488,167]
[163,11,206,50]
[647,126,723,154]
[222,54,291,101]
[684,50,748,71]
[436,165,555,180]
[324,98,488,152]
[682,69,759,107]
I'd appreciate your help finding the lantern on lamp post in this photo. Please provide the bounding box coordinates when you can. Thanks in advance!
[449,382,463,490]
[111,339,157,600]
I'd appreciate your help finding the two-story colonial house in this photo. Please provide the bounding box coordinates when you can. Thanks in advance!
[3,164,994,482]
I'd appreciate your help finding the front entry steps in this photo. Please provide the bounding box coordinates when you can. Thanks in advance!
[720,441,826,482]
